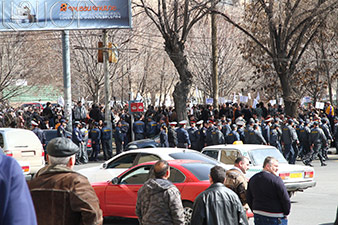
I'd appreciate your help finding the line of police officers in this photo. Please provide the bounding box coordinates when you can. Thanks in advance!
[129,114,336,167]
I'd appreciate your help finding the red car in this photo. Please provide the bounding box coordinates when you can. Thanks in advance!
[92,160,252,223]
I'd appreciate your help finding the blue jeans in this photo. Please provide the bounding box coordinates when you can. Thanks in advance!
[254,214,288,225]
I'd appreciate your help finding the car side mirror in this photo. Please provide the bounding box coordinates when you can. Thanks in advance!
[102,163,107,169]
[112,177,119,184]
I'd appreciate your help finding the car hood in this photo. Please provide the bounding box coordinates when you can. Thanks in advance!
[129,139,155,144]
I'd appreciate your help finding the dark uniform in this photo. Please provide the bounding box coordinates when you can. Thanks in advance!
[270,125,282,153]
[188,126,199,150]
[298,124,311,159]
[197,126,207,151]
[168,126,178,147]
[226,130,240,144]
[146,120,158,138]
[121,120,130,149]
[281,121,298,164]
[245,126,266,145]
[89,127,101,161]
[176,127,191,148]
[101,125,112,160]
[303,123,327,166]
[320,121,332,160]
[159,129,169,147]
[114,125,124,155]
[133,120,145,140]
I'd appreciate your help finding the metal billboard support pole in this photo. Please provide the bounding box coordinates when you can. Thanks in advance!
[62,30,72,131]
[103,29,111,128]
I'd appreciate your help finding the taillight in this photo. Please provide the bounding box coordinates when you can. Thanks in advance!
[22,166,29,173]
[279,172,290,180]
[41,151,45,157]
[304,171,314,178]
[4,150,13,157]
[87,139,92,148]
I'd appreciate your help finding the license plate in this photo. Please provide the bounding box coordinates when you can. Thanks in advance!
[290,173,302,178]
[21,151,35,157]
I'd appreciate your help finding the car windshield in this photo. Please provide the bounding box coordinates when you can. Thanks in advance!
[249,148,288,165]
[181,163,214,181]
[169,152,218,165]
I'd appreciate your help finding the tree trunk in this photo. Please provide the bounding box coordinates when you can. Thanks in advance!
[279,74,298,117]
[165,41,192,121]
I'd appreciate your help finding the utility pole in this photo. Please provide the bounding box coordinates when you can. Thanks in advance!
[103,29,112,128]
[62,30,72,130]
[211,0,219,110]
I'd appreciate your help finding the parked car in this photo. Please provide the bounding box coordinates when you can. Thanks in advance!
[78,148,230,183]
[0,128,45,175]
[125,135,160,150]
[20,102,44,110]
[92,160,252,224]
[202,144,316,196]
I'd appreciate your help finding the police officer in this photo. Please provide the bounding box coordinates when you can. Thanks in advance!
[80,122,89,164]
[32,120,46,148]
[262,118,273,144]
[101,122,112,160]
[197,121,207,151]
[89,122,101,161]
[222,118,232,143]
[57,119,68,138]
[236,120,246,142]
[206,120,216,146]
[133,116,145,140]
[146,117,158,138]
[72,121,84,165]
[245,121,266,145]
[176,120,191,148]
[298,119,311,159]
[188,121,199,150]
[159,124,169,147]
[270,124,282,153]
[114,121,124,155]
[168,122,178,147]
[320,118,333,160]
[120,117,130,150]
[281,119,298,164]
[214,121,225,145]
[303,121,327,167]
[226,124,240,144]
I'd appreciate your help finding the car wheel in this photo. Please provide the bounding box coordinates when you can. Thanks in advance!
[183,201,193,225]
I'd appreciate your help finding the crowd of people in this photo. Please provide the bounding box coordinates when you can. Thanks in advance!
[1,99,337,166]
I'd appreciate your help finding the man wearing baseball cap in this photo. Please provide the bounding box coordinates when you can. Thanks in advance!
[29,137,103,225]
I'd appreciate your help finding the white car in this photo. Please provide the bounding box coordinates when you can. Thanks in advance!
[0,128,45,175]
[77,148,228,183]
[202,144,316,196]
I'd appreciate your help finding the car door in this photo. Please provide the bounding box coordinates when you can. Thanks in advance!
[105,165,153,218]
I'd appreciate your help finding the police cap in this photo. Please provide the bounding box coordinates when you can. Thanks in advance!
[47,137,79,157]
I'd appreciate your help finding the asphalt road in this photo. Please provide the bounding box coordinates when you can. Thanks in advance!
[75,150,338,225]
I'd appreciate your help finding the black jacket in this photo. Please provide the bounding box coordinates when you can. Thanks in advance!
[247,171,290,216]
[191,183,248,225]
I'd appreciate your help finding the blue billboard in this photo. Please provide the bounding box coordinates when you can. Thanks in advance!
[0,0,132,31]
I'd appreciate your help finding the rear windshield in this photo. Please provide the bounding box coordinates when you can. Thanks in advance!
[6,131,38,148]
[169,152,218,165]
[181,163,214,181]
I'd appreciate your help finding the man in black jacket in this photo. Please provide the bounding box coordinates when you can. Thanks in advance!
[191,166,248,225]
[246,156,290,225]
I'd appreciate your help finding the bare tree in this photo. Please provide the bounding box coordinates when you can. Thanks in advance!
[135,0,211,120]
[213,0,338,116]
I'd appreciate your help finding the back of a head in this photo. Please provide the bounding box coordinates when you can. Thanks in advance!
[210,166,226,183]
[234,156,246,165]
[263,156,276,168]
[153,160,169,179]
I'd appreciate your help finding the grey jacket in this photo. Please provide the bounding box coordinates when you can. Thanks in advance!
[136,178,184,225]
[191,183,248,225]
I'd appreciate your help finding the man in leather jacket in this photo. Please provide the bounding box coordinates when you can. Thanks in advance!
[191,166,248,225]
[28,137,103,225]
